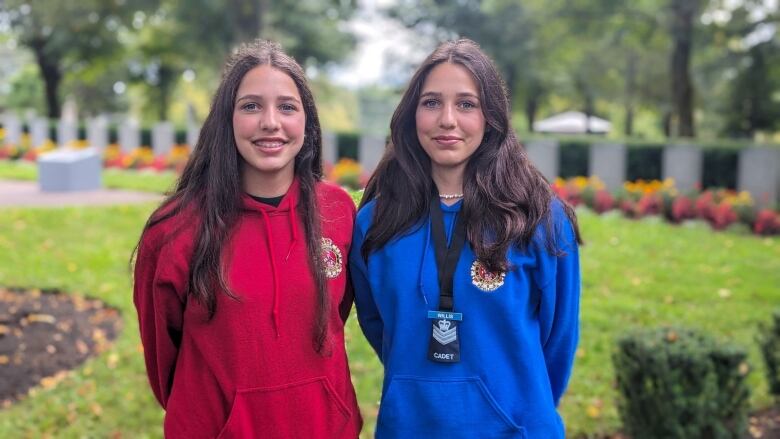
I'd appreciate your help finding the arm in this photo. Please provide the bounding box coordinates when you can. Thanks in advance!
[536,210,581,406]
[133,232,185,409]
[348,218,384,359]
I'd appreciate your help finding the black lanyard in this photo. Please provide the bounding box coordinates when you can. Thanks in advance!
[429,197,467,312]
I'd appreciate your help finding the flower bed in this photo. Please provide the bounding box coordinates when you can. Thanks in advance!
[552,176,780,236]
[0,129,189,173]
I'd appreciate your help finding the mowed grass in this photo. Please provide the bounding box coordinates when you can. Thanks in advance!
[0,162,778,437]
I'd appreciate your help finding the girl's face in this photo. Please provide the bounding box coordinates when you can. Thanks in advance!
[415,62,485,176]
[233,65,306,191]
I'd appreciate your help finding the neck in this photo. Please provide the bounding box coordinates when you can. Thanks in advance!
[431,164,464,205]
[242,166,295,198]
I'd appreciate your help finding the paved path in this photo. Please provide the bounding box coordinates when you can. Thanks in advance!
[0,180,163,207]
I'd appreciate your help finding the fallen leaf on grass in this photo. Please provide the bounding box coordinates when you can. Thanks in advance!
[27,313,56,324]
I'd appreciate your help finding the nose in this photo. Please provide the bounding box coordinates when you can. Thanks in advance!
[260,109,280,132]
[439,103,456,129]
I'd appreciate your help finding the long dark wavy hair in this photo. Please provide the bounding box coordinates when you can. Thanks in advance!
[361,39,581,272]
[133,40,331,352]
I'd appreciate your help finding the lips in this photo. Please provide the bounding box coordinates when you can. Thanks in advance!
[251,137,287,149]
[432,135,462,147]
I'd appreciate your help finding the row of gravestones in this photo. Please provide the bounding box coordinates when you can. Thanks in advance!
[0,113,199,158]
[3,110,777,205]
[525,140,780,208]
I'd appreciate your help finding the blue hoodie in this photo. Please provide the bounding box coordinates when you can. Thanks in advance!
[350,198,580,439]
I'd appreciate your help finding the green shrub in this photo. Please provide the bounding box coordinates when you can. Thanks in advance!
[757,309,780,401]
[336,132,359,161]
[559,140,589,178]
[626,145,663,181]
[613,327,751,439]
[702,148,739,190]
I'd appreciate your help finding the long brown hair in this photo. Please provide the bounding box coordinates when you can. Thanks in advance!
[133,40,331,352]
[361,39,581,271]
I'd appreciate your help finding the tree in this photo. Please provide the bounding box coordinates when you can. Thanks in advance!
[126,0,357,121]
[390,0,562,131]
[0,0,158,118]
[668,0,700,137]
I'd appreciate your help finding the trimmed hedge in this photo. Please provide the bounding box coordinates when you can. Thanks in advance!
[613,327,751,439]
[757,309,780,400]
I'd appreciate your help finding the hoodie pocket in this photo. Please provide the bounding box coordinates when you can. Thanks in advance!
[377,375,526,439]
[216,376,352,439]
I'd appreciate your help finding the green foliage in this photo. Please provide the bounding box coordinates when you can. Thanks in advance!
[1,63,45,114]
[757,309,780,400]
[614,327,751,439]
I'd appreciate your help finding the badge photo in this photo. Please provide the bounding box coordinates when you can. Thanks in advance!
[320,237,343,279]
[470,260,505,292]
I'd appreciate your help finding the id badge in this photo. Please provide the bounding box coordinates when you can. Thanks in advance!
[427,311,462,363]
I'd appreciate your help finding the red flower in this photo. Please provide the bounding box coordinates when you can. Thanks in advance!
[708,202,738,230]
[671,196,695,223]
[593,190,614,214]
[636,194,662,217]
[754,209,780,235]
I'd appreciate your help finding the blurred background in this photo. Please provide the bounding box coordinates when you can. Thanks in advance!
[0,0,779,438]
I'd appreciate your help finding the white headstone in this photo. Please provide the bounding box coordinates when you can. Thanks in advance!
[119,120,140,153]
[738,147,780,208]
[186,124,200,148]
[589,143,627,191]
[322,131,338,165]
[152,121,175,156]
[358,134,386,173]
[2,113,22,145]
[663,144,702,193]
[57,119,78,147]
[87,116,109,152]
[30,118,50,148]
[524,139,560,182]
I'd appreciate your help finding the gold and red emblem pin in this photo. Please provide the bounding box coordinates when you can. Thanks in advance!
[470,260,505,292]
[320,238,343,279]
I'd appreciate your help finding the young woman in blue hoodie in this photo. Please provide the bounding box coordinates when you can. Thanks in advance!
[350,39,582,438]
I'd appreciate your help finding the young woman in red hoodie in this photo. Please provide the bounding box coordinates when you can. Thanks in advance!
[133,40,362,438]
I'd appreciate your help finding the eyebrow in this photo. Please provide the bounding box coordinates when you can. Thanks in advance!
[236,94,302,104]
[419,91,480,100]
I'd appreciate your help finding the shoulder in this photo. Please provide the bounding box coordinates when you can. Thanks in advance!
[138,199,199,260]
[354,198,377,233]
[532,197,577,253]
[316,181,357,214]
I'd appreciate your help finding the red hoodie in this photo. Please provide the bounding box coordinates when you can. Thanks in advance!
[133,179,362,438]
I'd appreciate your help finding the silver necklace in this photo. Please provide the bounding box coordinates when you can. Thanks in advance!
[439,193,464,199]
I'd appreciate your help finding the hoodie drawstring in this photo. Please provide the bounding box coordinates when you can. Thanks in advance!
[260,209,281,337]
[285,205,299,261]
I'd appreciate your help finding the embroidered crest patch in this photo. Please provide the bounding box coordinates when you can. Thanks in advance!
[470,260,505,292]
[320,238,343,279]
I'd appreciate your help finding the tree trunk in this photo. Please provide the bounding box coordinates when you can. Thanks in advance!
[157,65,176,121]
[525,96,538,133]
[230,0,265,43]
[29,38,62,119]
[670,0,697,138]
[624,52,637,136]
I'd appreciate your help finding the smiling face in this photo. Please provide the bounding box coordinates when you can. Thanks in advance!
[232,65,305,195]
[415,62,486,179]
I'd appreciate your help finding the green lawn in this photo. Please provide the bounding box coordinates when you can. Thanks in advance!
[0,161,778,437]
